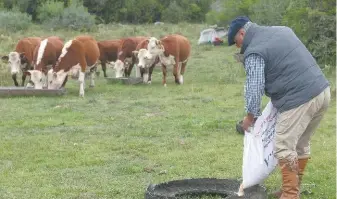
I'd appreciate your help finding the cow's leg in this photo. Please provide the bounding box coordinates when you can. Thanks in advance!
[61,75,68,88]
[162,65,167,87]
[135,65,141,78]
[173,61,180,85]
[179,62,187,84]
[89,65,97,87]
[78,71,85,97]
[12,74,19,87]
[148,64,156,84]
[21,73,27,87]
[127,63,134,77]
[101,62,107,78]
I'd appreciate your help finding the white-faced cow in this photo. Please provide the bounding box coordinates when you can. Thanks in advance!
[97,39,121,77]
[113,36,148,78]
[47,35,100,97]
[147,34,191,86]
[1,37,42,86]
[25,36,64,89]
[132,39,160,84]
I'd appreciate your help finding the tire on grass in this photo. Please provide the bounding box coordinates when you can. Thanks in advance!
[145,178,267,199]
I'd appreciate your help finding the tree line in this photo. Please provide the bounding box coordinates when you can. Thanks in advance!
[0,0,335,66]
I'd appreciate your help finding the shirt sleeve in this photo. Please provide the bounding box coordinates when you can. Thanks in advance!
[244,53,265,117]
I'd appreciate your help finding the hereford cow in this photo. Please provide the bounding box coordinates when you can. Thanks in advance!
[113,36,148,78]
[25,36,64,89]
[47,35,100,97]
[1,37,42,86]
[132,39,160,84]
[146,34,191,86]
[97,39,121,77]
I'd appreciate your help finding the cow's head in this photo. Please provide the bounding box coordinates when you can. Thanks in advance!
[133,49,156,83]
[47,69,67,89]
[1,52,26,75]
[113,60,125,78]
[147,37,164,55]
[25,70,46,89]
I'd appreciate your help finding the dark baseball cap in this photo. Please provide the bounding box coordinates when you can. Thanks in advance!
[227,16,251,46]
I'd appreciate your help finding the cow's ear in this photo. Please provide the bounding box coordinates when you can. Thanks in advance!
[132,50,138,57]
[19,52,25,58]
[118,51,123,56]
[24,70,33,76]
[108,61,115,69]
[1,55,9,62]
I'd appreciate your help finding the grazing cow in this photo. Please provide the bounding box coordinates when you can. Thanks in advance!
[47,35,100,97]
[113,36,148,78]
[147,34,191,86]
[132,39,160,84]
[97,39,121,77]
[25,36,64,89]
[1,37,42,86]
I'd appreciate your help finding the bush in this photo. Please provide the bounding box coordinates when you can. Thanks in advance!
[0,10,32,31]
[161,1,186,23]
[44,3,96,31]
[36,0,64,23]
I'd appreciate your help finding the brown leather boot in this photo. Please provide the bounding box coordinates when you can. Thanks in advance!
[279,159,300,199]
[298,158,309,185]
[271,158,309,198]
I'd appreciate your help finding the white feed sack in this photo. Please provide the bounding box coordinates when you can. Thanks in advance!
[237,101,279,196]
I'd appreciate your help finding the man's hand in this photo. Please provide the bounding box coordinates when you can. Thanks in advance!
[242,113,255,132]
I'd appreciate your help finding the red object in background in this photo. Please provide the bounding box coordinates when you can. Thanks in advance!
[213,37,224,46]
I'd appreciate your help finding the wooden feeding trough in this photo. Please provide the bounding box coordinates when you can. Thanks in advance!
[0,87,66,97]
[106,77,143,85]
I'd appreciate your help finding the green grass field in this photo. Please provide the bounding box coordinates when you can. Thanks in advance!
[0,23,335,199]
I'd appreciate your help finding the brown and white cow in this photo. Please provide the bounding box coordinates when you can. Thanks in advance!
[1,37,42,86]
[97,39,121,77]
[146,34,191,86]
[113,36,148,78]
[132,39,160,84]
[26,36,64,89]
[47,35,100,97]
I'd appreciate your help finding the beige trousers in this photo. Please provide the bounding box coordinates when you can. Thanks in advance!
[274,87,331,160]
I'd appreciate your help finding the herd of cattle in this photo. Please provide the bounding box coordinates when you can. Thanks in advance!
[0,34,191,97]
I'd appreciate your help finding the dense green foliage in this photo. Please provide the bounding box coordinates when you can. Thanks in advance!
[208,0,336,66]
[0,10,32,31]
[0,0,335,65]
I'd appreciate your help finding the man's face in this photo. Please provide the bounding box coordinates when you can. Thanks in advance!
[234,29,245,48]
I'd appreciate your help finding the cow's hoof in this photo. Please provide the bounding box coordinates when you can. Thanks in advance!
[147,81,152,84]
[89,85,95,88]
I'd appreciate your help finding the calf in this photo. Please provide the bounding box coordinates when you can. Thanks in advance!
[26,36,64,89]
[1,37,42,86]
[97,39,121,77]
[113,36,148,78]
[147,34,191,86]
[47,35,100,97]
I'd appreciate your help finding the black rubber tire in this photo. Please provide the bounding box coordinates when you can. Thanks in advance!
[144,178,267,199]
